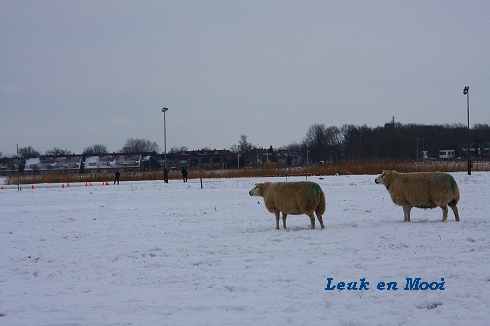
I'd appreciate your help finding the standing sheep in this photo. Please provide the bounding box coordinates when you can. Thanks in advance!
[249,181,326,230]
[375,170,460,222]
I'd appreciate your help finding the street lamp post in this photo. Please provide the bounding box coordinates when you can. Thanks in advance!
[463,86,471,175]
[306,146,310,166]
[416,138,420,161]
[161,107,169,181]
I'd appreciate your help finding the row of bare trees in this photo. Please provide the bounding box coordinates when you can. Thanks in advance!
[232,122,490,163]
[12,122,490,162]
[16,138,160,159]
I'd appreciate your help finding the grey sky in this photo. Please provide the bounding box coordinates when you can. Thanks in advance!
[1,0,489,155]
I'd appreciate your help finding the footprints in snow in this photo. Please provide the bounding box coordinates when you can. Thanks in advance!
[111,247,165,262]
[416,301,443,310]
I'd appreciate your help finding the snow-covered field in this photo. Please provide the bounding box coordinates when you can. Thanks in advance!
[1,173,490,326]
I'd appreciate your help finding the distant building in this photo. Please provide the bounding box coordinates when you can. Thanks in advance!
[439,149,456,160]
[166,149,235,169]
[482,144,490,158]
[84,154,141,170]
[24,155,82,171]
[115,154,141,168]
[25,158,41,171]
[0,157,18,173]
[84,156,100,169]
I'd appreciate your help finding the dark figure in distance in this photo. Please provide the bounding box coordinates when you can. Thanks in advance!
[163,167,169,183]
[181,167,188,183]
[114,170,121,185]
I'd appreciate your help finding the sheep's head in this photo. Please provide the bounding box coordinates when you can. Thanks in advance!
[249,183,266,197]
[375,170,395,185]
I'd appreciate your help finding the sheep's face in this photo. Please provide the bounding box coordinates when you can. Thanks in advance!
[375,171,392,185]
[249,183,265,197]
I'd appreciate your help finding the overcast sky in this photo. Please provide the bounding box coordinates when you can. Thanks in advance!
[1,0,489,155]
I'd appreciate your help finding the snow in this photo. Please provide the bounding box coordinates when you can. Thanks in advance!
[1,173,490,325]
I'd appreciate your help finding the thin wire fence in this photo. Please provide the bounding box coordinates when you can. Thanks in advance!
[2,160,489,192]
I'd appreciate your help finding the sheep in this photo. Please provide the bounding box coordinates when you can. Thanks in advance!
[249,181,326,230]
[375,170,460,222]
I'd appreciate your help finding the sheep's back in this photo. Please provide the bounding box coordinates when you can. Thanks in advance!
[265,182,322,214]
[389,172,458,208]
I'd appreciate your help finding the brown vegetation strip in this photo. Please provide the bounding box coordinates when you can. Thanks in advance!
[6,160,490,185]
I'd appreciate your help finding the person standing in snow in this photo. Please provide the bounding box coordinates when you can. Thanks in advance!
[114,170,121,185]
[181,166,188,183]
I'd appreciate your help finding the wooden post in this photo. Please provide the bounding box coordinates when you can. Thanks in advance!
[17,144,21,191]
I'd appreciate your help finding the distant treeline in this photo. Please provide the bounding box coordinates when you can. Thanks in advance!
[2,123,490,168]
[285,122,490,162]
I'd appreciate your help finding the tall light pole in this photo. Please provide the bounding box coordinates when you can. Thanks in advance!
[306,146,310,166]
[16,143,21,191]
[161,107,169,177]
[463,86,471,175]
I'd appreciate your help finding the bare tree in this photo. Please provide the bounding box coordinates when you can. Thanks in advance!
[83,144,109,155]
[169,146,188,153]
[45,147,73,156]
[304,124,326,147]
[230,144,239,153]
[238,135,254,152]
[120,138,159,153]
[324,126,343,145]
[229,135,255,167]
[303,124,343,163]
[18,146,41,158]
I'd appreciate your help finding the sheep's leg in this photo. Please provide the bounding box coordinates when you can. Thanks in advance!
[449,204,460,222]
[308,213,316,229]
[274,211,280,230]
[403,206,411,222]
[441,205,449,222]
[315,212,325,229]
[282,213,288,230]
